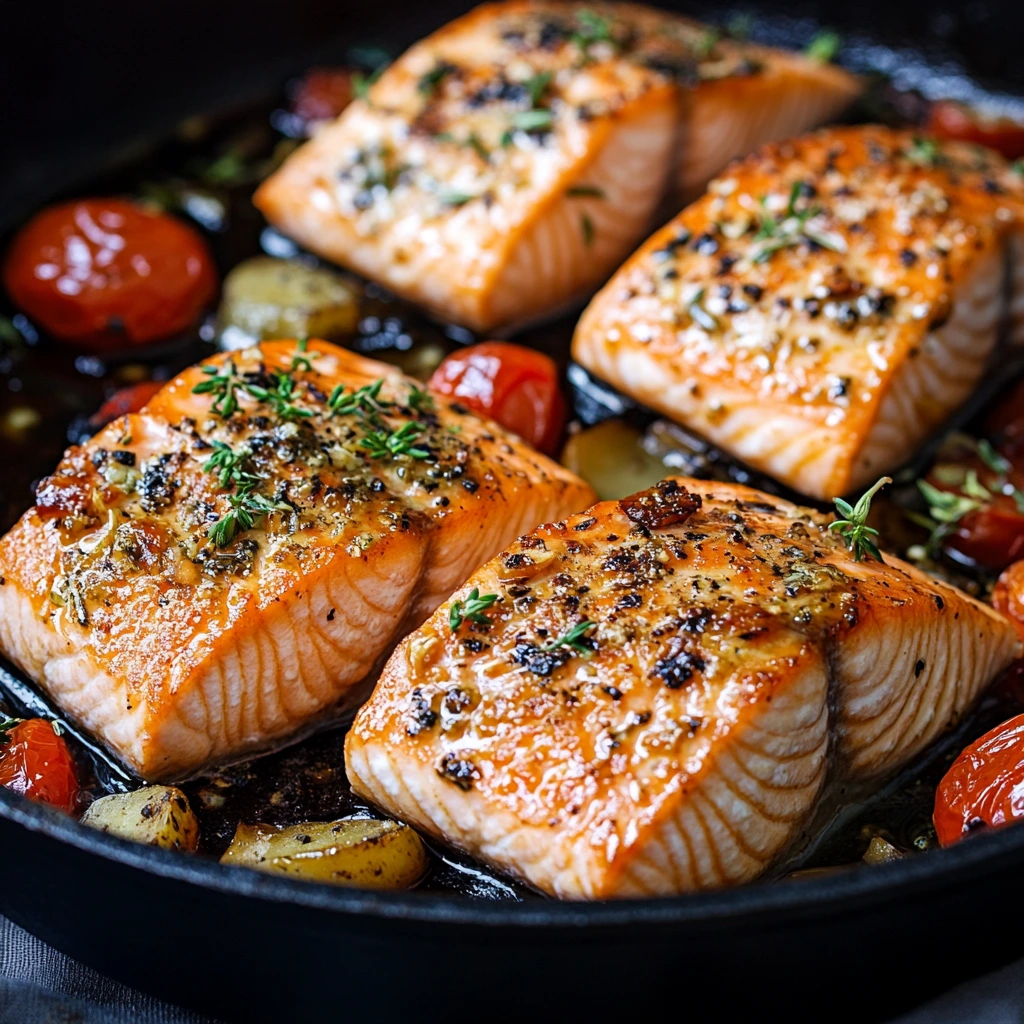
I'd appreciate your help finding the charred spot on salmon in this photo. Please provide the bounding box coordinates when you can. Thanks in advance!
[653,646,706,688]
[139,456,180,513]
[619,480,702,531]
[437,753,477,791]
[407,689,438,735]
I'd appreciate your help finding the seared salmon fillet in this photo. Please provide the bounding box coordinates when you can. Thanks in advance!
[574,126,1024,501]
[346,477,1020,898]
[255,2,859,333]
[0,340,593,780]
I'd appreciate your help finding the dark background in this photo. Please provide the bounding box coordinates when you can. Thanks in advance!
[3,0,1023,228]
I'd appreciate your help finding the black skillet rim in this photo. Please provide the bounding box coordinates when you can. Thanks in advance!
[2,783,1022,928]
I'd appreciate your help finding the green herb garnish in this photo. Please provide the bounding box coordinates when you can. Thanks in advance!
[829,476,891,562]
[449,588,499,631]
[418,62,455,96]
[512,109,554,132]
[572,9,614,49]
[209,491,293,548]
[244,370,313,421]
[905,136,944,167]
[688,287,719,331]
[202,441,260,491]
[751,180,847,263]
[192,362,246,418]
[328,377,393,422]
[539,620,596,656]
[0,717,22,741]
[290,337,314,372]
[359,421,430,461]
[408,384,435,413]
[805,31,841,64]
[524,70,553,106]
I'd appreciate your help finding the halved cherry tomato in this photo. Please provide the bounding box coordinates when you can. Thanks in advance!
[290,68,355,127]
[428,341,567,455]
[88,380,164,431]
[947,499,1024,572]
[987,379,1024,464]
[994,561,1024,643]
[0,719,79,814]
[927,100,1024,161]
[2,199,217,350]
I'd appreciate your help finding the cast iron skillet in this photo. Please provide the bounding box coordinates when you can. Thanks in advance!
[3,1,1024,1020]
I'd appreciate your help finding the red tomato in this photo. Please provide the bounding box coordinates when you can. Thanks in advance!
[947,499,1024,572]
[88,380,164,430]
[428,341,567,455]
[994,561,1024,643]
[2,199,217,350]
[934,713,1024,846]
[927,100,1024,161]
[0,719,79,814]
[987,380,1024,464]
[290,68,355,126]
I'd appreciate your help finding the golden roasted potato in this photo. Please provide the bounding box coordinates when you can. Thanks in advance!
[80,786,199,853]
[220,818,428,889]
[560,419,668,500]
[218,256,359,347]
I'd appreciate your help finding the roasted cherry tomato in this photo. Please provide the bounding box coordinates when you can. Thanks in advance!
[428,341,566,455]
[88,380,164,431]
[927,100,1024,161]
[994,561,1024,642]
[290,68,355,127]
[935,713,1024,846]
[0,719,79,814]
[987,379,1024,464]
[3,199,217,350]
[948,500,1024,572]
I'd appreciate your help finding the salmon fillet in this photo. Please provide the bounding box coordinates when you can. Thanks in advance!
[255,2,860,334]
[574,126,1024,501]
[0,340,593,780]
[346,477,1021,898]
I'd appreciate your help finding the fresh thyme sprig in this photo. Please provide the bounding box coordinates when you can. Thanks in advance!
[539,620,596,656]
[192,362,246,417]
[244,370,313,420]
[407,384,435,413]
[688,287,719,331]
[805,31,841,64]
[290,337,314,372]
[359,421,430,460]
[751,181,847,263]
[328,378,393,422]
[449,588,498,631]
[829,476,891,562]
[572,8,614,50]
[905,136,945,168]
[202,441,260,491]
[208,491,293,548]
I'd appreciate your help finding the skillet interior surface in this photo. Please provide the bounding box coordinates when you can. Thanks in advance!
[3,0,1024,1018]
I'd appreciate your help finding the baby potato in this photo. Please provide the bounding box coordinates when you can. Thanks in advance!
[220,818,428,890]
[561,418,669,500]
[218,256,359,347]
[80,786,199,853]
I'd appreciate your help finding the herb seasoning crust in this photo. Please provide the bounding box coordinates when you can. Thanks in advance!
[573,126,1024,500]
[255,1,859,332]
[347,477,1020,898]
[0,340,593,780]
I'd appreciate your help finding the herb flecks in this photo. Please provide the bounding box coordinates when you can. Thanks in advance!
[449,588,498,631]
[359,421,430,461]
[805,31,841,63]
[203,441,260,491]
[751,181,847,263]
[829,476,891,562]
[209,491,293,548]
[192,362,246,418]
[540,619,596,656]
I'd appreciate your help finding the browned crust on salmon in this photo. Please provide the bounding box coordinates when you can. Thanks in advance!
[347,477,1020,898]
[0,340,594,779]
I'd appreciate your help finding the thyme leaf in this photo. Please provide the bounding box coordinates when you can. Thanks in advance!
[829,476,891,562]
[449,588,498,631]
[539,620,596,657]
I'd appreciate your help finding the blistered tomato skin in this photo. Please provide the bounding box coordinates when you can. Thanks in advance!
[0,719,79,815]
[994,561,1024,642]
[88,380,165,430]
[428,341,567,455]
[927,100,1024,160]
[2,199,217,350]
